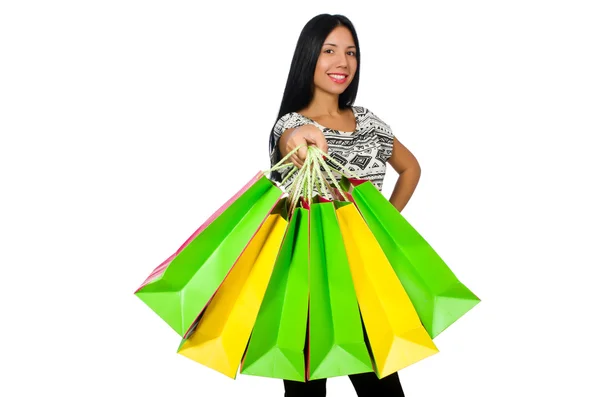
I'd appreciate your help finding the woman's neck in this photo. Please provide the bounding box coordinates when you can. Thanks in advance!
[303,89,342,117]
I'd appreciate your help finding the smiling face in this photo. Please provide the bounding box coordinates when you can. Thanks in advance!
[313,26,357,97]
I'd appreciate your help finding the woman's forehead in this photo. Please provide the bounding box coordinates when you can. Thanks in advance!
[324,26,354,44]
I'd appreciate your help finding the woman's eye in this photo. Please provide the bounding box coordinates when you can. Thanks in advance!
[324,49,355,55]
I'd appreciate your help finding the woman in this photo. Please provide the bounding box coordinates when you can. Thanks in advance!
[268,13,421,397]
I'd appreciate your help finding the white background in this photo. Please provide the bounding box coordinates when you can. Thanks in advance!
[1,1,599,396]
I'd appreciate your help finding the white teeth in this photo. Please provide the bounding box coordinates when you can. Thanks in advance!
[329,74,347,79]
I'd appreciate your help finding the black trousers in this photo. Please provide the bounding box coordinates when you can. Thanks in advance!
[283,372,405,397]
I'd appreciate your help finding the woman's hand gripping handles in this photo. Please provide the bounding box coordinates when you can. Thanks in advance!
[279,124,329,169]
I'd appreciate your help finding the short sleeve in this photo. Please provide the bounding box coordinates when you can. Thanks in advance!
[364,107,396,163]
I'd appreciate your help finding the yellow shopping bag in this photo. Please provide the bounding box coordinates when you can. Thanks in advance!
[336,203,439,378]
[177,209,288,378]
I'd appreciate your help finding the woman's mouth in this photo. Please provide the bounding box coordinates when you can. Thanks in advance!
[328,73,348,84]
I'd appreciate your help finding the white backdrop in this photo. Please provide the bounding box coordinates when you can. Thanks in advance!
[1,1,599,396]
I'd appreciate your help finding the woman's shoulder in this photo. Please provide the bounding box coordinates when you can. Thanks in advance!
[355,105,392,130]
[276,111,308,125]
[273,111,318,135]
[352,105,368,114]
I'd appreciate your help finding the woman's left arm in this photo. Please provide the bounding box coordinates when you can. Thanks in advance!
[387,137,421,213]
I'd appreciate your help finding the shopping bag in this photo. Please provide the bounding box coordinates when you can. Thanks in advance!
[336,202,439,379]
[177,203,288,378]
[134,172,284,336]
[308,201,373,380]
[240,207,309,381]
[341,177,480,338]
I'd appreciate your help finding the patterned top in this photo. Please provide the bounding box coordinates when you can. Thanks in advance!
[269,105,396,198]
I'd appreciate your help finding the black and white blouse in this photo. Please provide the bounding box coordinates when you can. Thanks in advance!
[269,105,396,198]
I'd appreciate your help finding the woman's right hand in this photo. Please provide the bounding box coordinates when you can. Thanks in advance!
[279,124,328,169]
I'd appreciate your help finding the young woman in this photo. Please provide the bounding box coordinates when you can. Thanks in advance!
[268,13,421,397]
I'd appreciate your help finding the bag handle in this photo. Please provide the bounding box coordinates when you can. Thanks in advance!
[263,144,363,210]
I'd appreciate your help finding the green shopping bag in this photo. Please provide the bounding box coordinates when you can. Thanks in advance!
[135,172,284,337]
[308,201,373,380]
[340,177,480,338]
[240,207,309,381]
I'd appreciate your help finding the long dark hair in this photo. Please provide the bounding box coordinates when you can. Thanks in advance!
[269,14,361,182]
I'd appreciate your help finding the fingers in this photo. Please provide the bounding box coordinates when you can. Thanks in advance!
[290,153,303,169]
[305,130,328,155]
[304,136,316,145]
[297,145,307,163]
[285,155,302,170]
[284,142,306,169]
[318,138,329,155]
[284,124,329,170]
[314,131,328,154]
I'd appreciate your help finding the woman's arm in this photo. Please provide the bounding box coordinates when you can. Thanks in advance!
[387,137,421,213]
